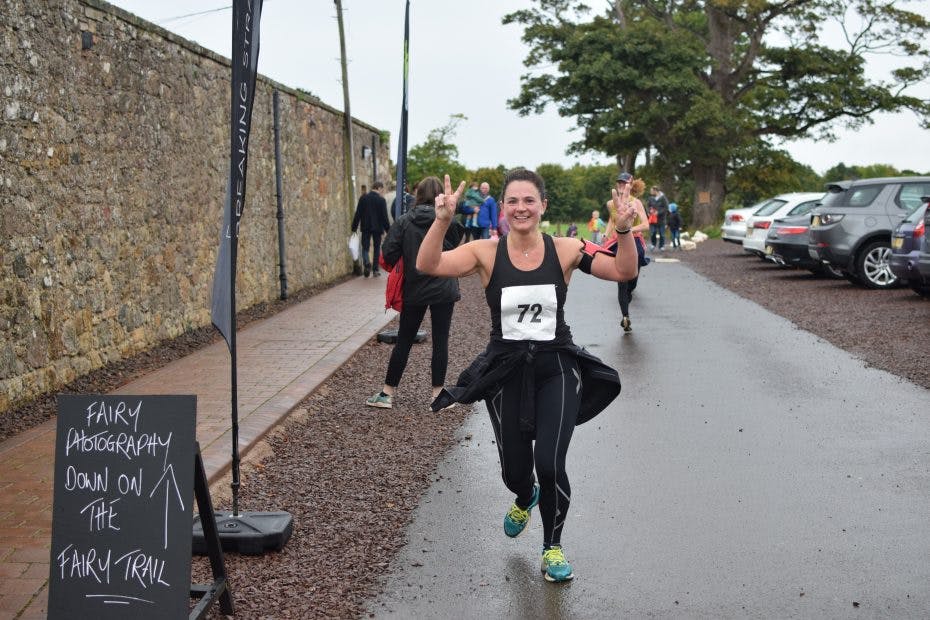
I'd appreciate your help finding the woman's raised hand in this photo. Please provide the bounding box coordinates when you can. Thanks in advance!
[435,174,465,223]
[611,182,635,230]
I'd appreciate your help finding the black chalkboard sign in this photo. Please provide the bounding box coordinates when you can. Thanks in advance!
[48,395,197,619]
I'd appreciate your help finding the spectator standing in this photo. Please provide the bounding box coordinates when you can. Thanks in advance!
[476,182,499,240]
[497,203,510,236]
[351,181,391,277]
[647,205,659,249]
[587,210,605,244]
[667,203,682,250]
[647,185,670,251]
[464,182,482,226]
[392,183,416,221]
[365,176,465,409]
[459,182,483,243]
[566,222,578,238]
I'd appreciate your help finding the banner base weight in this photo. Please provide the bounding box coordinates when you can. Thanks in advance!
[193,510,293,555]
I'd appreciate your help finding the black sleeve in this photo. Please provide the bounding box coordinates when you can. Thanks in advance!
[377,196,390,232]
[443,220,465,249]
[381,218,404,266]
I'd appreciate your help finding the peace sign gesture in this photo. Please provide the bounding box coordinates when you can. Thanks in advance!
[434,174,466,223]
[611,180,635,230]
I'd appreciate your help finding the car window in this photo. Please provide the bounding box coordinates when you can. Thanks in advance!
[896,184,930,214]
[820,185,881,208]
[847,186,882,207]
[754,199,788,216]
[787,200,818,216]
[903,204,927,224]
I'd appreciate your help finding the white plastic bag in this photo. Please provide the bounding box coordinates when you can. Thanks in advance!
[348,232,360,261]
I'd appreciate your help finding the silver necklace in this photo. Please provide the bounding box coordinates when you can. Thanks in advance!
[515,237,540,257]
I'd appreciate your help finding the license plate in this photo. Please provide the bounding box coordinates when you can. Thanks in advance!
[892,237,904,249]
[811,215,821,227]
[765,245,774,255]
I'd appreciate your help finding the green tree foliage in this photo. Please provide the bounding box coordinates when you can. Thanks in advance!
[471,165,507,197]
[727,144,822,206]
[504,0,930,229]
[406,114,469,187]
[531,163,618,223]
[820,163,915,182]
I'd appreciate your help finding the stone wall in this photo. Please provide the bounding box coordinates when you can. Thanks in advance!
[0,0,392,415]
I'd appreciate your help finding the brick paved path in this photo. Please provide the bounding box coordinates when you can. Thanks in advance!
[0,276,392,619]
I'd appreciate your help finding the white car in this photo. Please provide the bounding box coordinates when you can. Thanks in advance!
[742,192,824,257]
[722,198,776,244]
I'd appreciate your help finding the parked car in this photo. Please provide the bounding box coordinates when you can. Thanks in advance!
[808,176,930,289]
[889,202,930,297]
[919,203,930,285]
[764,213,844,278]
[722,198,777,244]
[743,192,824,257]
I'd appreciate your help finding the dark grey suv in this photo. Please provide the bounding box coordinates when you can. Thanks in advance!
[808,177,930,289]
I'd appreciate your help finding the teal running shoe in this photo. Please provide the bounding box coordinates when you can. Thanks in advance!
[365,392,393,409]
[540,545,574,582]
[503,484,539,538]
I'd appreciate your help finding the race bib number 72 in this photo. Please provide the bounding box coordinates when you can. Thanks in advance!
[500,284,557,341]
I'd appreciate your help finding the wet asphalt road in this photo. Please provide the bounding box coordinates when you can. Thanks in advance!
[367,258,930,618]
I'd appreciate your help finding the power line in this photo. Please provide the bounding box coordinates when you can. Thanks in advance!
[159,5,232,25]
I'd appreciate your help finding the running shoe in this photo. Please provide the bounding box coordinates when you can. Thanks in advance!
[620,316,632,332]
[365,392,393,409]
[540,545,574,582]
[503,484,539,538]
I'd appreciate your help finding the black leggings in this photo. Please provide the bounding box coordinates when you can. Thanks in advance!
[385,302,454,388]
[617,276,639,317]
[486,351,580,547]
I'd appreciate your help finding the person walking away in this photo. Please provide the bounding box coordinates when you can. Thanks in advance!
[604,173,649,332]
[667,202,682,249]
[647,185,670,251]
[351,181,391,277]
[476,182,499,240]
[365,177,464,409]
[418,169,638,583]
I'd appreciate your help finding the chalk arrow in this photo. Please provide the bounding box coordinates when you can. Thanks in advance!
[149,464,185,550]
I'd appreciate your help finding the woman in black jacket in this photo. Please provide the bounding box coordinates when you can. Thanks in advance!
[365,176,464,409]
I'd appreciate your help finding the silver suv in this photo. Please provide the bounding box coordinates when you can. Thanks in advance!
[808,177,930,289]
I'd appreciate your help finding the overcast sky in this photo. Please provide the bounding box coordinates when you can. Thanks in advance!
[108,0,929,176]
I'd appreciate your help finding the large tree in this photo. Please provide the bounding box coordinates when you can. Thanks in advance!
[505,0,930,228]
[406,114,469,187]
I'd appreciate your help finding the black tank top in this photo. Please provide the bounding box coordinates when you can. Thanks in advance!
[485,234,572,344]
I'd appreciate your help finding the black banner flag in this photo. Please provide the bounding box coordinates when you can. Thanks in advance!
[393,0,410,221]
[211,0,264,349]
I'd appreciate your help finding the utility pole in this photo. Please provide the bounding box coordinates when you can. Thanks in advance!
[334,0,358,222]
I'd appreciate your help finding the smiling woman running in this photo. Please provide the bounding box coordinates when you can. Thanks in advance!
[417,168,637,583]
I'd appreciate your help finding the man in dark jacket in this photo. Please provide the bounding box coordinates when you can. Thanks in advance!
[352,181,391,277]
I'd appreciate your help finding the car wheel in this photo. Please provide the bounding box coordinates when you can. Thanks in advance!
[856,241,898,289]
